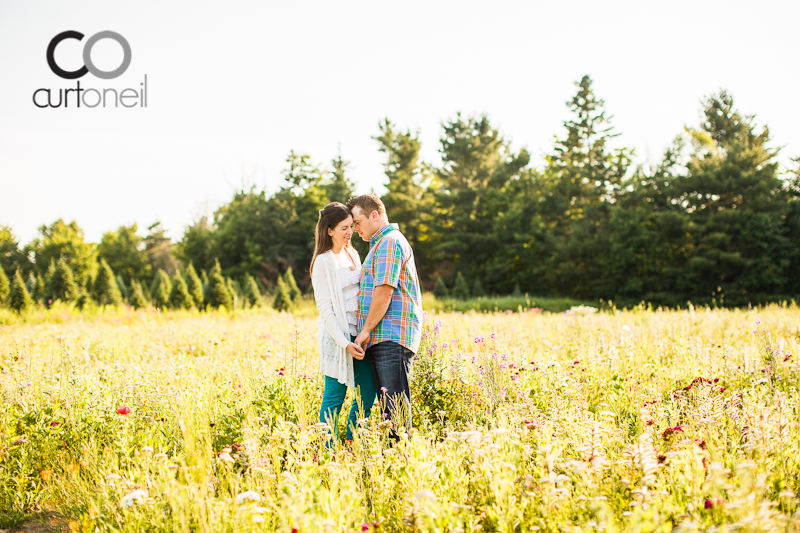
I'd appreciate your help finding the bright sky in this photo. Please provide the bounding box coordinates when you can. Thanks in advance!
[2,1,798,246]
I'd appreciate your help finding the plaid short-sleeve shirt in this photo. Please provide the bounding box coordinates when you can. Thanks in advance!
[358,223,423,353]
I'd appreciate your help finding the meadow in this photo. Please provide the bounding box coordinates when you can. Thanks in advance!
[1,301,799,532]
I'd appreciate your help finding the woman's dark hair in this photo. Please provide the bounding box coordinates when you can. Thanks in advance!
[309,202,352,277]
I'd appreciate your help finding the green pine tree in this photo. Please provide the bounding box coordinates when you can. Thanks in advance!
[185,263,204,309]
[169,271,194,309]
[375,119,430,270]
[511,282,522,298]
[472,279,486,298]
[82,271,94,297]
[8,270,33,312]
[453,272,469,300]
[129,279,149,309]
[48,258,80,304]
[243,273,261,307]
[226,277,238,310]
[92,259,123,306]
[273,277,292,312]
[432,114,530,294]
[200,269,209,292]
[150,269,172,309]
[283,267,301,301]
[25,272,37,299]
[0,267,8,306]
[204,260,233,310]
[42,260,56,303]
[33,273,45,303]
[75,289,91,310]
[325,147,356,203]
[433,276,449,299]
[116,275,129,300]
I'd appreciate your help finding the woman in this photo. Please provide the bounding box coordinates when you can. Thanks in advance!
[310,202,377,443]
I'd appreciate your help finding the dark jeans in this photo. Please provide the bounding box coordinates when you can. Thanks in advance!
[367,340,415,438]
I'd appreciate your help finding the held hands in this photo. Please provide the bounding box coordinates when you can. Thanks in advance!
[346,342,365,360]
[354,330,370,350]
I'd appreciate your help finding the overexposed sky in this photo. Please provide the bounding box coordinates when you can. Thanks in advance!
[1,1,799,246]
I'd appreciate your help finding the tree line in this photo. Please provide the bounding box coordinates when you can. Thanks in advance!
[2,76,799,312]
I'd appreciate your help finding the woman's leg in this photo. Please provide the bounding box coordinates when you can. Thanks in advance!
[346,352,378,441]
[319,375,348,443]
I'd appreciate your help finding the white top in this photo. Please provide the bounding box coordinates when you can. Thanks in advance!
[332,250,361,336]
[310,247,362,387]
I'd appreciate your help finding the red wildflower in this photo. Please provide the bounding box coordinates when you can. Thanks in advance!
[661,425,684,439]
[116,406,131,415]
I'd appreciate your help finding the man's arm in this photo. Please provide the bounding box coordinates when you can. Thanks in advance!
[355,284,393,347]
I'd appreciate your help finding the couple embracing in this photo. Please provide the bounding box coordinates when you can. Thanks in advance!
[309,194,422,443]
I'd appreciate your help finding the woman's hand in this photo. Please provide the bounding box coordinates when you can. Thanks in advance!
[346,342,365,360]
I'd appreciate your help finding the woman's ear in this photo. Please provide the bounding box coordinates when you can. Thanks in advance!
[327,227,333,237]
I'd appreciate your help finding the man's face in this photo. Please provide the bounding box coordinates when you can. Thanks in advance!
[351,206,381,242]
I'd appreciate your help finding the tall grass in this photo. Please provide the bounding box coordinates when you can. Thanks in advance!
[1,304,799,531]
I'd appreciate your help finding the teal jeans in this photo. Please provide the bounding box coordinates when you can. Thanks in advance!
[319,337,377,442]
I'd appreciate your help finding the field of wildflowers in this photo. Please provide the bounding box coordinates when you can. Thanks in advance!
[1,303,799,532]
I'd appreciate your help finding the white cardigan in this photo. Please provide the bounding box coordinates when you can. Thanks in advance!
[311,248,361,387]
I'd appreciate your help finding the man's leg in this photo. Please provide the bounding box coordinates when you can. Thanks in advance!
[366,341,414,438]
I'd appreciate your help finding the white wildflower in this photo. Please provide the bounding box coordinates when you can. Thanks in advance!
[121,489,148,508]
[236,490,261,504]
[414,489,436,501]
[218,452,235,463]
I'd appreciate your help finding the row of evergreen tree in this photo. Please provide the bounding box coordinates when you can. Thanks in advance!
[2,76,800,307]
[0,254,304,313]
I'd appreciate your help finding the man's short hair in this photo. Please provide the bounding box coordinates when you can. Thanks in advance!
[347,194,386,219]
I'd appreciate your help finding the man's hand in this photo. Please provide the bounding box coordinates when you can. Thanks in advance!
[346,342,365,360]
[357,285,394,348]
[354,330,370,349]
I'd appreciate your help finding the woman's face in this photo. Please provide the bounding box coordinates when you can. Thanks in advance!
[328,215,354,249]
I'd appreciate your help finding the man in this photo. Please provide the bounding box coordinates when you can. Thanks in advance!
[347,194,422,438]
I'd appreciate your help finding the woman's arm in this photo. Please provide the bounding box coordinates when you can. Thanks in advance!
[311,259,352,350]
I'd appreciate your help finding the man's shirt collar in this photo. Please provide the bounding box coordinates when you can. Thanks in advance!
[369,223,398,247]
